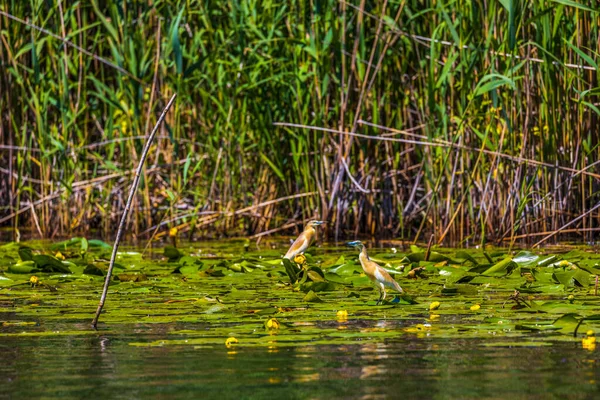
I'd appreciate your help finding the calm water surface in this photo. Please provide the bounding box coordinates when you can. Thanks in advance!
[1,324,599,399]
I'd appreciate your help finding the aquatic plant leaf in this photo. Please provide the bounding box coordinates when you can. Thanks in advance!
[32,255,72,274]
[164,246,183,262]
[87,239,112,250]
[18,247,34,262]
[117,273,148,282]
[552,313,585,334]
[178,256,203,266]
[405,251,455,263]
[553,270,576,287]
[531,269,555,284]
[396,294,418,305]
[306,266,325,282]
[79,238,89,254]
[438,266,468,279]
[83,264,105,276]
[573,269,591,287]
[512,251,539,267]
[454,251,479,265]
[0,275,14,286]
[8,261,38,274]
[227,263,244,273]
[50,238,82,251]
[327,262,361,276]
[302,290,323,302]
[323,273,353,285]
[537,255,558,267]
[328,255,345,267]
[200,267,227,277]
[299,281,338,293]
[282,258,298,283]
[441,284,479,295]
[173,264,201,276]
[467,264,494,274]
[409,245,421,253]
[481,257,517,276]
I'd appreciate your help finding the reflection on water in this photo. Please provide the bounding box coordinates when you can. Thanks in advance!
[2,329,600,399]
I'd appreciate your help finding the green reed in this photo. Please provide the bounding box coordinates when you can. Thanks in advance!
[1,0,599,245]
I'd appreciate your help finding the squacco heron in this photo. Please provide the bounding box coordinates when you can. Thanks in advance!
[284,220,324,260]
[348,240,403,304]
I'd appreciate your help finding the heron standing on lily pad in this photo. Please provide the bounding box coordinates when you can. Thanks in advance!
[284,220,324,260]
[348,240,403,304]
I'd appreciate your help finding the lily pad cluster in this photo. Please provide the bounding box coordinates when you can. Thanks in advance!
[1,239,600,350]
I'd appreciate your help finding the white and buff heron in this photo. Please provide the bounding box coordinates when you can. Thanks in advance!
[348,240,403,304]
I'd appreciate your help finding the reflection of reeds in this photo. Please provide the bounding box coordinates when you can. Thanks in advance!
[1,1,600,245]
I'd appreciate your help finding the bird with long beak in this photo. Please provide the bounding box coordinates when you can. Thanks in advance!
[284,220,324,260]
[348,240,403,304]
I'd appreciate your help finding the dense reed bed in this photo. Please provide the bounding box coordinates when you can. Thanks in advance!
[1,0,600,245]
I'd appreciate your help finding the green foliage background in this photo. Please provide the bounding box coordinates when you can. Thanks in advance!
[1,0,600,243]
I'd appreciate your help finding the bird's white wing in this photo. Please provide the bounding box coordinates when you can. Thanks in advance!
[375,267,403,292]
[374,267,387,283]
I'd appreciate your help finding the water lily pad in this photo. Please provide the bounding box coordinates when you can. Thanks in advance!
[481,257,517,276]
[303,290,323,303]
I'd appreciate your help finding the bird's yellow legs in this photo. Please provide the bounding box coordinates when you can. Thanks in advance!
[377,283,386,305]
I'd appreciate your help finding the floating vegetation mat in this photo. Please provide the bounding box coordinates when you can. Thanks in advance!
[1,239,600,350]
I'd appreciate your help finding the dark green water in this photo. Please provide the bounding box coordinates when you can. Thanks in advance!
[2,326,600,399]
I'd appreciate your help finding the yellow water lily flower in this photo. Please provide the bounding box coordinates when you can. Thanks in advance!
[470,304,481,311]
[225,337,238,347]
[583,330,596,351]
[558,260,570,267]
[54,251,65,260]
[169,227,178,238]
[293,254,307,265]
[429,301,441,311]
[29,276,39,286]
[336,310,348,321]
[266,318,280,330]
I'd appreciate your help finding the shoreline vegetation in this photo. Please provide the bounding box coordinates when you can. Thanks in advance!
[1,1,600,246]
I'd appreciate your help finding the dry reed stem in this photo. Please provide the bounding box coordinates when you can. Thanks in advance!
[533,201,600,248]
[92,93,176,329]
